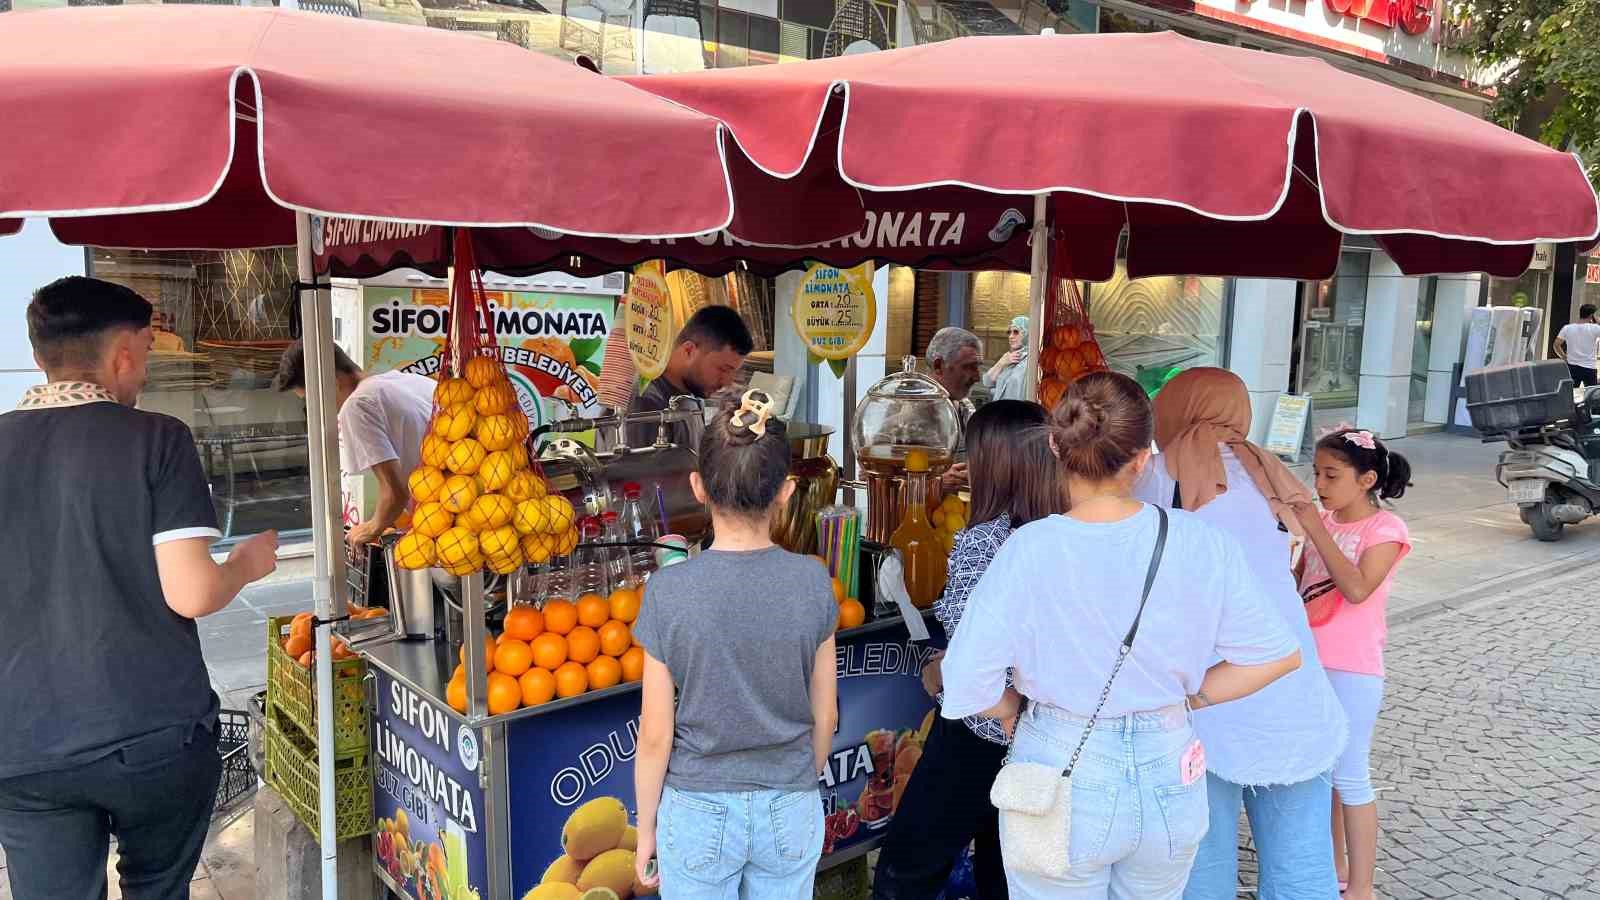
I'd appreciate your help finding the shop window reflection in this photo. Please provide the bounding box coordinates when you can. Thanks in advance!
[92,248,311,546]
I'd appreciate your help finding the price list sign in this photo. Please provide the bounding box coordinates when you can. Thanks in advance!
[795,264,877,361]
[625,260,674,380]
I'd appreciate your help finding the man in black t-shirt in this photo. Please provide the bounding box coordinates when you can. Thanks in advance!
[624,306,754,450]
[0,277,278,900]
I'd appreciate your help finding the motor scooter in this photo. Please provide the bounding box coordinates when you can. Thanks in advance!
[1466,360,1600,541]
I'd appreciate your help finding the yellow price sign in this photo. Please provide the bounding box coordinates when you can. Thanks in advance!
[793,263,876,361]
[624,260,674,380]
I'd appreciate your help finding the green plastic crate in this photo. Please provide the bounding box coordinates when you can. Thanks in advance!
[265,616,369,759]
[264,716,372,843]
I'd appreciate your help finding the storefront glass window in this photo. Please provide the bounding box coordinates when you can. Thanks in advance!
[1487,267,1553,356]
[1410,276,1437,423]
[1086,266,1229,396]
[1297,249,1370,411]
[90,248,311,546]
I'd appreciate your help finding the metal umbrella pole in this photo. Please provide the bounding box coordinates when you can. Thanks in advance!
[295,211,347,900]
[1023,193,1050,399]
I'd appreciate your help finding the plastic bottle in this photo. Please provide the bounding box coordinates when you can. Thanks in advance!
[620,482,658,581]
[573,517,613,599]
[888,455,947,608]
[601,510,637,590]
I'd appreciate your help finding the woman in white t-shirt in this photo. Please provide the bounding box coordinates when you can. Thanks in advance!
[1135,368,1347,900]
[941,372,1302,900]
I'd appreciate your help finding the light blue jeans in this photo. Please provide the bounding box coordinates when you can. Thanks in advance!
[1182,774,1339,900]
[657,785,824,900]
[1005,703,1207,900]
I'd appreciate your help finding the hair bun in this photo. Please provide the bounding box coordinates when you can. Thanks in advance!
[1046,371,1152,482]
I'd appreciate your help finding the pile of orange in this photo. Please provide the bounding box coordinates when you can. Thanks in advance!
[280,611,357,669]
[394,354,581,577]
[1037,320,1108,411]
[811,557,867,634]
[930,494,969,554]
[446,587,647,716]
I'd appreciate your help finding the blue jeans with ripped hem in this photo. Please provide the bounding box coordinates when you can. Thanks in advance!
[1182,773,1340,900]
[656,785,824,900]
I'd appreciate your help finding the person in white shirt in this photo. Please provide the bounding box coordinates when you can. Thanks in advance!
[1136,367,1348,900]
[1553,304,1600,387]
[940,371,1302,900]
[273,341,436,550]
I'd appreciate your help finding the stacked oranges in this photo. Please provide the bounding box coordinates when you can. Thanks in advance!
[1036,320,1109,410]
[812,559,867,634]
[280,611,357,669]
[446,587,647,716]
[394,354,580,576]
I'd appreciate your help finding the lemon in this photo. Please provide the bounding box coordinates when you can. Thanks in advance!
[904,448,930,473]
[420,434,452,469]
[521,532,556,565]
[475,382,516,417]
[476,414,517,452]
[514,499,551,535]
[433,403,478,442]
[435,377,476,408]
[479,525,520,559]
[505,471,538,502]
[510,445,533,472]
[542,495,577,535]
[445,438,488,476]
[945,513,967,532]
[412,502,454,539]
[471,493,516,530]
[554,525,579,556]
[479,451,516,492]
[487,548,525,575]
[394,532,437,570]
[435,526,481,568]
[408,466,447,504]
[465,355,503,390]
[440,474,481,514]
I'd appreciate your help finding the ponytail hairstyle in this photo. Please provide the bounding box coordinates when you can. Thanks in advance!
[1047,371,1153,481]
[1316,429,1412,501]
[696,388,791,516]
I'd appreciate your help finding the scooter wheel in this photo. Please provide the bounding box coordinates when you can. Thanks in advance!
[1528,501,1566,542]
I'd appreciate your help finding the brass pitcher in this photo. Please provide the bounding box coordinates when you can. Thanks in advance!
[772,423,839,555]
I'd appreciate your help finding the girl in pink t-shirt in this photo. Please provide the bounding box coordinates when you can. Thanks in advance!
[1292,428,1412,900]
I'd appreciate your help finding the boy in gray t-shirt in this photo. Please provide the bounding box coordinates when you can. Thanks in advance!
[633,390,839,899]
[633,547,836,793]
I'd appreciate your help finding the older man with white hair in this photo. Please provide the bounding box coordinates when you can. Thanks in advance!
[925,326,982,488]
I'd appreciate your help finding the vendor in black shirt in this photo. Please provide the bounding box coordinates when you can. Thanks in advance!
[0,277,278,900]
[625,305,754,450]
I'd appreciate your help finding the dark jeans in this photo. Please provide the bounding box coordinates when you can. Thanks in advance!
[872,714,1009,900]
[1569,364,1598,388]
[0,723,220,900]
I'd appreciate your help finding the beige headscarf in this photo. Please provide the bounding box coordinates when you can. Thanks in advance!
[1152,367,1312,534]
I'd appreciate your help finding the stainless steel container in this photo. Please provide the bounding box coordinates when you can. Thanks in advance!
[383,534,446,641]
[539,436,710,544]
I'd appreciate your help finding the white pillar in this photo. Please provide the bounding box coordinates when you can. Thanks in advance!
[773,270,811,422]
[1356,254,1420,439]
[1425,274,1480,424]
[1227,279,1298,444]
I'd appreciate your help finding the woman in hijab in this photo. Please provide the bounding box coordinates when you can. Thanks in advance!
[982,316,1030,402]
[1135,367,1348,900]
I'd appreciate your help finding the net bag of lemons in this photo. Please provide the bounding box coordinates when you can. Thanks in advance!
[393,232,578,577]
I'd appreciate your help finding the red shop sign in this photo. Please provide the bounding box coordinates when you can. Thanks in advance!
[1326,0,1434,35]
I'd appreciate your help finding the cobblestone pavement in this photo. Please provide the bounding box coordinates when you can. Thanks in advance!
[1364,570,1599,899]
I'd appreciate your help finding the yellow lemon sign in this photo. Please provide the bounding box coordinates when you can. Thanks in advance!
[794,264,876,360]
[625,260,674,380]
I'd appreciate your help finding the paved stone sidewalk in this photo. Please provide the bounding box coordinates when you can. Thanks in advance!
[1366,568,1600,899]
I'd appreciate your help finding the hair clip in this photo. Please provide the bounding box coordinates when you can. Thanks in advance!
[730,389,776,437]
[1343,430,1377,451]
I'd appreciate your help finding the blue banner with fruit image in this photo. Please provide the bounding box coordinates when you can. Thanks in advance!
[508,619,938,898]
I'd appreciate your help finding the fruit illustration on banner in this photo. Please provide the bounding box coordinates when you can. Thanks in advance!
[793,263,877,362]
[624,260,674,381]
[527,799,658,900]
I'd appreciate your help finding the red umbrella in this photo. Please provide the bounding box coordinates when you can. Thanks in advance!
[0,5,742,246]
[620,31,1600,280]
